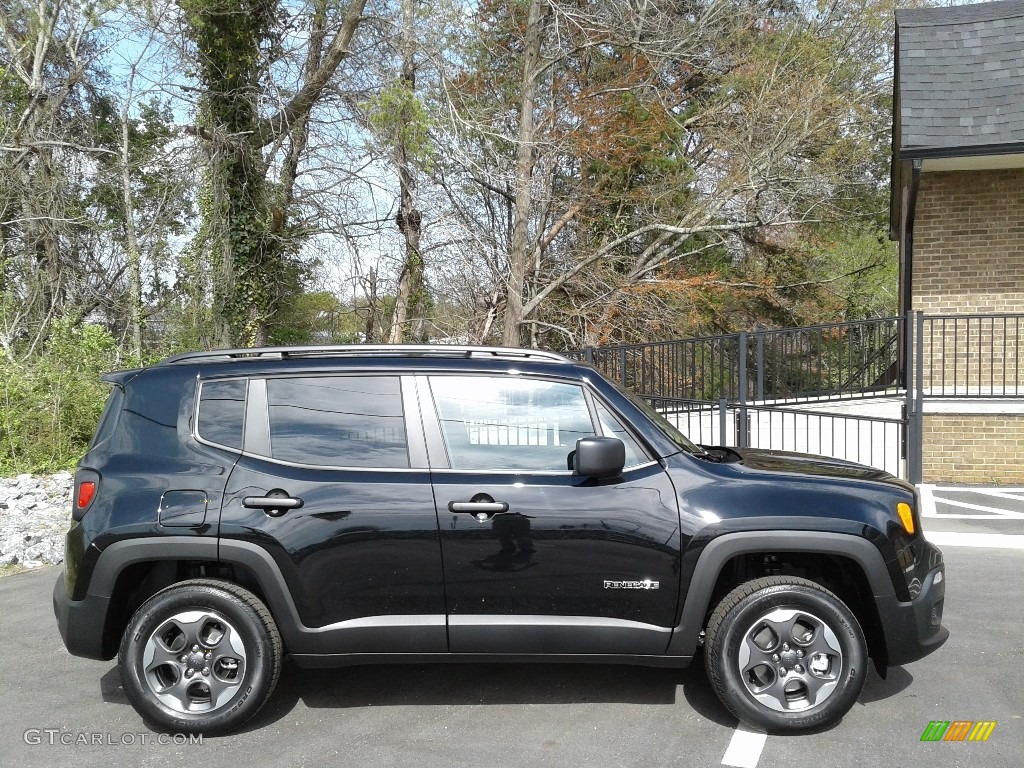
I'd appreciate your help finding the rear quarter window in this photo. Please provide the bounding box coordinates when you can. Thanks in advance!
[196,379,247,450]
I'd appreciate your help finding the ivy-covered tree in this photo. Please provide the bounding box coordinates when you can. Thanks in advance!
[178,0,367,347]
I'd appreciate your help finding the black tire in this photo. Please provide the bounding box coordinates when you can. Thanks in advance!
[704,576,867,733]
[118,579,282,735]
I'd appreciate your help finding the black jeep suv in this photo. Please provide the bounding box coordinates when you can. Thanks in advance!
[53,345,947,734]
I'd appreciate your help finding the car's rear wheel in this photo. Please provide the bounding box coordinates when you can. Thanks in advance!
[704,576,867,732]
[119,579,282,734]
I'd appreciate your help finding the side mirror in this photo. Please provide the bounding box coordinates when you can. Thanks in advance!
[574,437,625,478]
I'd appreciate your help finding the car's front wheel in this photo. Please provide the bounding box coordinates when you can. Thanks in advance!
[119,579,282,734]
[704,576,867,732]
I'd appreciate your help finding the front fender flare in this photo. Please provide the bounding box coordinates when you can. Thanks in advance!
[666,530,895,658]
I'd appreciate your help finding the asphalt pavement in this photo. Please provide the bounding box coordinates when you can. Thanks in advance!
[1,524,1022,767]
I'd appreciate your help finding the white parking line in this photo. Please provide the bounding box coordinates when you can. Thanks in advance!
[918,484,1024,518]
[721,726,767,768]
[929,495,1024,518]
[926,486,1024,494]
[926,531,1024,549]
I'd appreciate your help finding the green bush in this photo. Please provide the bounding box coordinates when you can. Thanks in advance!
[0,319,119,475]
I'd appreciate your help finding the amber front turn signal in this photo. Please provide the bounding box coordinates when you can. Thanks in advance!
[897,501,915,535]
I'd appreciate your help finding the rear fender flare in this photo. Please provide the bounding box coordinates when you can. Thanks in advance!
[86,538,310,651]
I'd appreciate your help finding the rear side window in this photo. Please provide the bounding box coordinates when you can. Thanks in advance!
[197,379,247,450]
[266,376,409,468]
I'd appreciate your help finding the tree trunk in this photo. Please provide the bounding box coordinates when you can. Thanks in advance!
[364,268,378,343]
[120,109,143,359]
[502,0,546,348]
[387,0,426,344]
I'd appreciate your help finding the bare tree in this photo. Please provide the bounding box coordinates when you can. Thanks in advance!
[0,0,118,358]
[429,0,897,348]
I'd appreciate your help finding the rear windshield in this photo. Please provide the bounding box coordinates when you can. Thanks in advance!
[89,385,124,450]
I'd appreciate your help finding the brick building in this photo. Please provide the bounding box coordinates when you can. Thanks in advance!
[891,0,1024,482]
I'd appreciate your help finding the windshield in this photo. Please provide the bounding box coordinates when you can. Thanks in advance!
[613,385,707,456]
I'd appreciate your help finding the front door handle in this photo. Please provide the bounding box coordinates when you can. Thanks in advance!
[448,501,509,513]
[448,500,509,521]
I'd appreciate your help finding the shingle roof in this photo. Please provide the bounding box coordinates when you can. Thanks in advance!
[896,0,1024,156]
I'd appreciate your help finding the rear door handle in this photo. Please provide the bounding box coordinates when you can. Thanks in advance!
[244,491,304,517]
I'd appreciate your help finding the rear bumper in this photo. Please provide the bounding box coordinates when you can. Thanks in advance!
[53,570,111,660]
[877,562,948,666]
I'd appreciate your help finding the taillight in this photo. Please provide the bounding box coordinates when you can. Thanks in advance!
[77,482,96,509]
[72,470,100,521]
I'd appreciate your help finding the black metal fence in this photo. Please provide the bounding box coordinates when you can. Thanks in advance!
[902,312,1024,481]
[918,313,1023,397]
[570,312,1024,481]
[657,398,905,476]
[567,316,903,403]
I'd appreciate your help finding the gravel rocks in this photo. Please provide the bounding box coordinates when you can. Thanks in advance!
[0,473,73,569]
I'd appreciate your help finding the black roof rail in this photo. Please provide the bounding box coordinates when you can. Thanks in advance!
[155,344,571,366]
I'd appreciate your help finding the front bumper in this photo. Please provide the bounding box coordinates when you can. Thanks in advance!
[53,570,111,660]
[876,561,948,666]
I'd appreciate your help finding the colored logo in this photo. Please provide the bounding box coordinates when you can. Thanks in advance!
[920,721,996,742]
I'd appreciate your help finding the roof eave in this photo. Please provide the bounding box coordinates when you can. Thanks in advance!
[898,142,1024,162]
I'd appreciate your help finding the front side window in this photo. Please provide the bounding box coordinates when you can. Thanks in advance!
[266,376,409,468]
[197,379,246,450]
[429,376,595,471]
